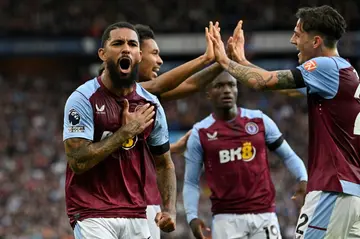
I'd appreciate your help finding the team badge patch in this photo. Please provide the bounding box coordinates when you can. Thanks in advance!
[245,122,259,135]
[121,136,138,150]
[304,60,317,72]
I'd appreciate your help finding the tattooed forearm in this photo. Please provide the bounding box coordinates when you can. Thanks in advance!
[274,70,297,89]
[227,60,273,90]
[154,152,177,213]
[226,60,297,90]
[64,123,137,174]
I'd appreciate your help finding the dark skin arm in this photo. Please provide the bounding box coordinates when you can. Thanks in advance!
[160,63,223,101]
[153,150,177,232]
[140,25,215,96]
[140,55,212,96]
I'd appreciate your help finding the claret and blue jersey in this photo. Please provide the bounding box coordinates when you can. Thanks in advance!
[183,108,307,223]
[296,56,360,196]
[63,77,169,227]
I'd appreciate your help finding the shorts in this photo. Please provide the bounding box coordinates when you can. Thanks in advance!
[146,205,161,239]
[295,191,360,239]
[73,217,150,239]
[212,212,282,239]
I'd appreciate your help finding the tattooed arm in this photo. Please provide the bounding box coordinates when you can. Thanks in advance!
[154,151,177,213]
[210,22,303,91]
[224,59,299,90]
[64,128,133,174]
[64,100,155,174]
[160,63,223,101]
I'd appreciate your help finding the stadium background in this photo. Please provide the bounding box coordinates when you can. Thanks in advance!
[0,0,359,238]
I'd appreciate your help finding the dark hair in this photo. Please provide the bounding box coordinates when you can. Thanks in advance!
[296,5,346,48]
[134,24,155,45]
[98,63,105,75]
[101,22,139,47]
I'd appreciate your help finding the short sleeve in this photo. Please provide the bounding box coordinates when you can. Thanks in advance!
[184,127,204,164]
[263,113,282,145]
[296,57,340,99]
[147,102,170,155]
[63,91,94,141]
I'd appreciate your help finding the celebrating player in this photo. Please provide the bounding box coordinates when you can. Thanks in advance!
[134,23,223,239]
[98,23,223,102]
[210,5,360,239]
[97,22,224,239]
[183,72,308,239]
[63,22,176,239]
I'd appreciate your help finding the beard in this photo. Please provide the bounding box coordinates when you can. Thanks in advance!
[106,59,138,89]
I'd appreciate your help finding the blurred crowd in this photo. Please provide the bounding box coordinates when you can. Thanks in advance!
[0,70,309,239]
[0,0,359,37]
[0,0,340,238]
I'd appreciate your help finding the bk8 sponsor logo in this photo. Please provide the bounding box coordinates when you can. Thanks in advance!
[219,142,256,164]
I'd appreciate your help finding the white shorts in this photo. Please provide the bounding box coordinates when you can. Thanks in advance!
[146,205,161,239]
[212,212,282,239]
[295,191,360,239]
[73,217,150,239]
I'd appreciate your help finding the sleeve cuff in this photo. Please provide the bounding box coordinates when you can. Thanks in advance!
[298,176,308,182]
[149,141,170,155]
[186,214,198,224]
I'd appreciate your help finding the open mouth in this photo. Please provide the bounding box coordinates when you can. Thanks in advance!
[119,57,131,74]
[152,68,160,78]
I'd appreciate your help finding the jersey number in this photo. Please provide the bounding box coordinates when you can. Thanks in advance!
[295,213,309,235]
[353,69,360,135]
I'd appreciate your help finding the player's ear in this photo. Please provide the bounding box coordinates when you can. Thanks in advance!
[139,50,142,63]
[206,90,211,100]
[98,48,106,62]
[313,35,323,49]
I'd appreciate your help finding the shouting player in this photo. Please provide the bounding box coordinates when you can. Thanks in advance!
[97,23,225,239]
[210,5,360,239]
[98,23,223,102]
[183,72,308,239]
[63,22,176,238]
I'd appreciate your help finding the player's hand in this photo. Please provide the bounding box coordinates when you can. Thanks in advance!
[228,20,247,64]
[122,99,155,136]
[189,218,211,239]
[155,211,176,233]
[203,24,215,65]
[208,21,230,69]
[170,130,191,155]
[292,180,307,207]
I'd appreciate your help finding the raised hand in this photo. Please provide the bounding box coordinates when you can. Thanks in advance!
[170,130,191,154]
[207,21,230,68]
[228,20,247,64]
[122,99,155,136]
[203,23,215,64]
[155,211,176,233]
[190,218,211,239]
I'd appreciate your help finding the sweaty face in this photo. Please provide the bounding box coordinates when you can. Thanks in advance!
[290,19,316,64]
[138,39,163,82]
[208,73,238,110]
[100,28,142,88]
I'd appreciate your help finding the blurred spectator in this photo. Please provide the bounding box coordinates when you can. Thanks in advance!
[0,0,359,37]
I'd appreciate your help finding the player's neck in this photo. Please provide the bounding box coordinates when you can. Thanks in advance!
[319,47,340,58]
[101,72,134,97]
[214,106,238,121]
